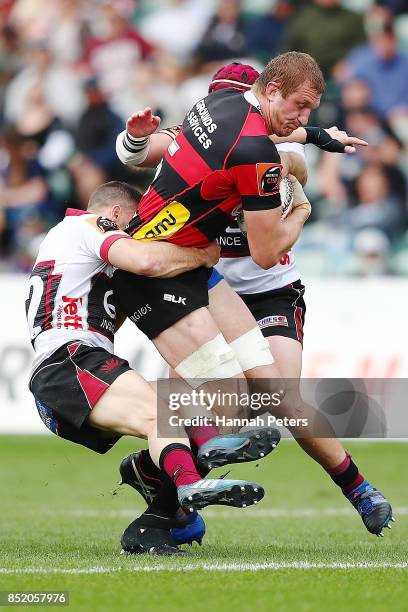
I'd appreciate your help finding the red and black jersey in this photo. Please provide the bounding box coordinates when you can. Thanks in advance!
[127,89,282,247]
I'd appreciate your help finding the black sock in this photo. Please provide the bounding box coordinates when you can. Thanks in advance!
[140,449,162,479]
[144,475,181,521]
[328,453,365,495]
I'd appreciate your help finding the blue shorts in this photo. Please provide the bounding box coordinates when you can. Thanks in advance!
[207,267,224,290]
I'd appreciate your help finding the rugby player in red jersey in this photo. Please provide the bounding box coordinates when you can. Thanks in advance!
[115,54,393,540]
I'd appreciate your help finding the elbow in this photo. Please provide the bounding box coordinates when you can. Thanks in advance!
[133,254,159,277]
[251,249,280,270]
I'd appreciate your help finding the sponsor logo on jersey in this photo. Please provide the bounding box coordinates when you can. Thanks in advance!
[256,163,282,196]
[163,293,187,305]
[100,358,120,372]
[217,234,245,247]
[130,304,152,323]
[57,296,83,330]
[132,201,190,241]
[257,315,288,329]
[100,319,115,335]
[86,216,119,233]
[230,203,243,218]
[168,140,180,156]
[96,217,120,232]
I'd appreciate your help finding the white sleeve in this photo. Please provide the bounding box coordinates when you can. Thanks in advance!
[81,216,130,263]
[116,129,151,166]
[276,142,306,161]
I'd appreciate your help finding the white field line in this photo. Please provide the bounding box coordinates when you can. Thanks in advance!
[0,562,407,575]
[57,506,408,519]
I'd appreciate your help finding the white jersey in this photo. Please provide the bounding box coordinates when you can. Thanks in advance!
[26,209,130,373]
[216,142,304,294]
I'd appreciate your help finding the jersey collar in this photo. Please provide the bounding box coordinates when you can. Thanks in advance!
[65,208,92,217]
[244,90,262,113]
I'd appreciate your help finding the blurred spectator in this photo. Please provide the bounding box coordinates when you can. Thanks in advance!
[0,0,13,24]
[0,126,56,260]
[375,0,408,16]
[247,0,295,65]
[14,80,75,214]
[194,0,248,65]
[75,79,124,181]
[139,0,213,65]
[116,53,184,126]
[284,0,366,79]
[8,0,55,40]
[4,40,85,126]
[351,228,393,276]
[82,3,155,109]
[346,164,404,241]
[47,0,85,65]
[0,24,22,122]
[318,79,406,217]
[0,0,407,274]
[339,5,408,121]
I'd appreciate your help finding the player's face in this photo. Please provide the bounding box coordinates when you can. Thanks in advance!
[267,82,321,137]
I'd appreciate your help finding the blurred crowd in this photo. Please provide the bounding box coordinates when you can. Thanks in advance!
[0,0,407,275]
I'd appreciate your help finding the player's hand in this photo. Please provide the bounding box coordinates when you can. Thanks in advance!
[293,201,312,220]
[126,108,161,138]
[305,126,368,154]
[282,176,312,221]
[325,126,368,154]
[199,242,221,268]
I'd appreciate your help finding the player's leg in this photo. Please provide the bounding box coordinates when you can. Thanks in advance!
[209,280,393,535]
[115,267,280,465]
[267,335,347,467]
[263,287,393,536]
[112,272,277,551]
[88,367,264,511]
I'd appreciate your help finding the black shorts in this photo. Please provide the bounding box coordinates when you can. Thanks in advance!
[29,342,131,454]
[239,280,306,345]
[113,267,211,339]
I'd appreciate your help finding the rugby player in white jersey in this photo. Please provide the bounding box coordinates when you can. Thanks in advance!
[115,59,394,539]
[26,180,280,555]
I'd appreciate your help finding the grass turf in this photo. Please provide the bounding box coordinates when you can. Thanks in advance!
[0,435,407,611]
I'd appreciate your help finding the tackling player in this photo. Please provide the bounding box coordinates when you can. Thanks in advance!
[26,180,279,555]
[115,57,393,539]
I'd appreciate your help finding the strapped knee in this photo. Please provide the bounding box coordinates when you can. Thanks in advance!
[175,333,243,389]
[229,327,274,372]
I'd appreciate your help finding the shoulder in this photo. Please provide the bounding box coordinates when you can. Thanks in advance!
[227,134,279,169]
[204,89,250,122]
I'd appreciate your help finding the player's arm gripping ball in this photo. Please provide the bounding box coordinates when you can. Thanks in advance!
[285,176,311,220]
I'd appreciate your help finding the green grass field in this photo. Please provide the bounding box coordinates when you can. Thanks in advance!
[0,435,407,611]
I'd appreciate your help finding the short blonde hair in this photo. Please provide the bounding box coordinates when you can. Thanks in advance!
[255,52,325,98]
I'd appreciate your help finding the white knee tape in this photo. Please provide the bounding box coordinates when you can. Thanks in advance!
[229,327,274,372]
[175,333,243,388]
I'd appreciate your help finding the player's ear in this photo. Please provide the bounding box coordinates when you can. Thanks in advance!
[111,204,121,222]
[266,81,280,99]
